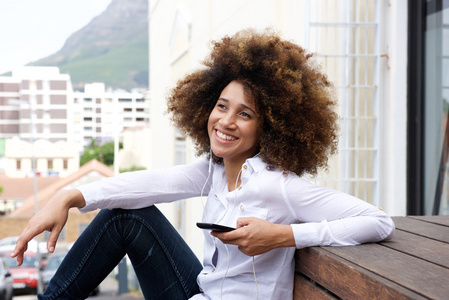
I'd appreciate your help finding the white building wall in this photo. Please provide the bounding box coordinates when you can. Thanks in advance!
[4,138,80,178]
[149,0,409,258]
[118,126,152,170]
[378,0,408,216]
[149,0,339,259]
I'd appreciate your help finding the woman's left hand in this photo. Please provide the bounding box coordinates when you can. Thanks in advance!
[211,217,295,256]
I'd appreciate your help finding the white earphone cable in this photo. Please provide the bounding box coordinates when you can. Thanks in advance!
[202,153,259,299]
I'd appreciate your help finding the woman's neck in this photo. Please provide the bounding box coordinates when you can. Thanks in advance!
[224,158,247,192]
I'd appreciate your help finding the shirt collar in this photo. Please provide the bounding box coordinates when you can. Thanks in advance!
[245,156,266,173]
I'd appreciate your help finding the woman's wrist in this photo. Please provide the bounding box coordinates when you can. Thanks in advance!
[273,224,296,248]
[57,189,86,209]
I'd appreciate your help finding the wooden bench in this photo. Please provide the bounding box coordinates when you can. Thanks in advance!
[294,216,449,299]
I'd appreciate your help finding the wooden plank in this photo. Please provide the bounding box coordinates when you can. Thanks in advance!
[380,229,449,268]
[408,215,449,227]
[392,217,449,243]
[294,273,338,300]
[295,248,421,300]
[324,243,449,299]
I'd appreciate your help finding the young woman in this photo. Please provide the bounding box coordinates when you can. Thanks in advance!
[12,29,395,300]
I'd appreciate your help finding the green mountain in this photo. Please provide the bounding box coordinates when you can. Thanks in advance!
[29,0,148,91]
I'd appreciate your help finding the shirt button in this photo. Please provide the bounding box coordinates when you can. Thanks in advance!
[212,268,215,273]
[243,165,248,170]
[238,186,242,191]
[239,204,244,211]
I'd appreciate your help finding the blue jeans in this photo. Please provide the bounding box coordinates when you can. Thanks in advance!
[39,206,202,299]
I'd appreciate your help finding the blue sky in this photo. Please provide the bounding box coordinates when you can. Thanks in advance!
[0,0,112,74]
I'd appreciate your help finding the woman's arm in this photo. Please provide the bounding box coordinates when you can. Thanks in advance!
[283,175,395,248]
[213,174,395,255]
[78,158,211,212]
[12,158,211,265]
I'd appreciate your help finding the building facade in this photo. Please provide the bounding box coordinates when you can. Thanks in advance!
[0,67,72,143]
[148,0,410,258]
[4,138,80,178]
[0,68,151,170]
[71,83,149,151]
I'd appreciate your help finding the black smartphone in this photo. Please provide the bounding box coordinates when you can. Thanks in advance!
[196,222,235,232]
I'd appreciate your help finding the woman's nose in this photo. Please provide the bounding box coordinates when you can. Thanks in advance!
[219,113,236,128]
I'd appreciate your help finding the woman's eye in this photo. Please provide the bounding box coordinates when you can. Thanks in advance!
[240,111,251,118]
[217,103,227,109]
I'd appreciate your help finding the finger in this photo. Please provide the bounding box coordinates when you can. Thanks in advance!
[236,217,253,228]
[11,222,45,258]
[12,242,28,266]
[11,230,33,258]
[15,252,24,266]
[211,231,242,244]
[47,229,61,253]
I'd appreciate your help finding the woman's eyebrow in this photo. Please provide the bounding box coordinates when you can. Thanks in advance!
[218,97,256,114]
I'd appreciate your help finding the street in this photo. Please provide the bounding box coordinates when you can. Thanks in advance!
[12,276,143,300]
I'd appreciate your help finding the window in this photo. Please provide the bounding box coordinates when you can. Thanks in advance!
[63,159,68,170]
[124,108,132,112]
[84,117,93,121]
[119,98,132,102]
[48,159,53,170]
[408,0,449,215]
[16,159,21,170]
[307,0,382,206]
[84,98,92,102]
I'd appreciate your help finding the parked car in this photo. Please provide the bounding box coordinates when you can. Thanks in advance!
[3,252,39,295]
[0,236,47,257]
[41,253,65,291]
[0,258,13,300]
[42,252,99,296]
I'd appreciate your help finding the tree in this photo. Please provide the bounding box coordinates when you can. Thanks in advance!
[120,165,146,173]
[80,141,122,166]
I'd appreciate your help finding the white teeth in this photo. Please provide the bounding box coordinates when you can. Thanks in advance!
[217,130,236,141]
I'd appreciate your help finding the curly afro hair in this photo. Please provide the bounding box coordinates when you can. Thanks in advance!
[167,28,339,176]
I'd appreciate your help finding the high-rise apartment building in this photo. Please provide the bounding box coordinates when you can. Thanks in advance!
[0,67,72,142]
[71,82,149,150]
[0,67,150,154]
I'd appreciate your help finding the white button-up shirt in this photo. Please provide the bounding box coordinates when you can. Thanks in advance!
[78,156,395,300]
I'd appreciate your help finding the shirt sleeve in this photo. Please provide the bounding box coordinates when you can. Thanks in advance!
[77,158,211,213]
[282,175,395,248]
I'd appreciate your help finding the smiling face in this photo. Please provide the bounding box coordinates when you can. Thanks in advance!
[207,81,261,167]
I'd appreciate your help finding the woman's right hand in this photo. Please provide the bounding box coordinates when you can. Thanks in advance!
[10,189,86,266]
